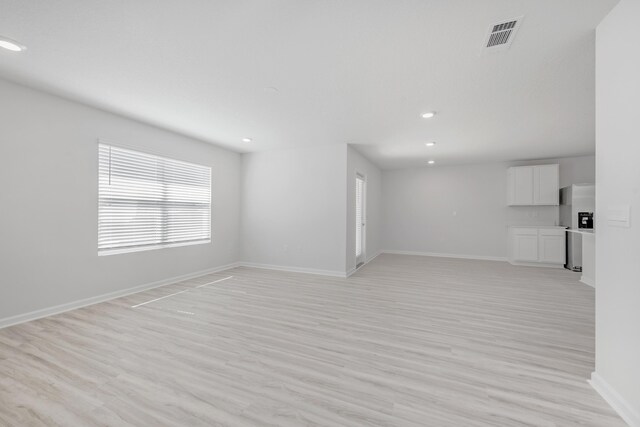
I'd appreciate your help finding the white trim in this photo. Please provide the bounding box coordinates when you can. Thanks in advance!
[0,260,364,329]
[0,262,240,330]
[99,239,211,256]
[355,171,367,265]
[508,260,565,269]
[580,276,595,288]
[239,262,348,278]
[367,250,382,263]
[382,249,507,262]
[589,371,640,427]
[346,250,382,278]
[5,250,523,330]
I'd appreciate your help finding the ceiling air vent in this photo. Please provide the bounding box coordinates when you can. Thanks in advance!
[483,16,523,52]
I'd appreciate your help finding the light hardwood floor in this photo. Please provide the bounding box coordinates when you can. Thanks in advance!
[0,254,626,426]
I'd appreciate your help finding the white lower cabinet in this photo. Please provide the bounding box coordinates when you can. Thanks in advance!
[512,228,539,262]
[509,226,566,267]
[538,229,565,263]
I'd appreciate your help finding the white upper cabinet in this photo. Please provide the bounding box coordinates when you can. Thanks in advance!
[508,166,534,205]
[507,164,559,206]
[533,164,559,205]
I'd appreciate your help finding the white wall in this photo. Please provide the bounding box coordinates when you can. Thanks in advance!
[346,147,382,272]
[383,162,510,259]
[0,79,242,323]
[241,145,348,275]
[594,0,640,424]
[240,144,381,277]
[382,156,595,259]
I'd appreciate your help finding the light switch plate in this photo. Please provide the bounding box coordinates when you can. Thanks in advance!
[607,205,631,228]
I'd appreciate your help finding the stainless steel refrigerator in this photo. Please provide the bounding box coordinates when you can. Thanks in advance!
[559,184,595,271]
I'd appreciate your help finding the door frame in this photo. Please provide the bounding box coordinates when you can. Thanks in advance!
[355,172,367,267]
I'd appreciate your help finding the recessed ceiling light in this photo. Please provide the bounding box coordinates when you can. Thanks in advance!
[421,112,436,119]
[425,142,436,147]
[0,36,26,52]
[242,137,253,143]
[427,160,435,165]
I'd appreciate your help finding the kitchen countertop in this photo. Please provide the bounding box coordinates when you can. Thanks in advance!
[509,225,568,229]
[566,228,595,235]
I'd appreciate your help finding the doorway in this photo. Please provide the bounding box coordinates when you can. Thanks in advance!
[355,173,366,268]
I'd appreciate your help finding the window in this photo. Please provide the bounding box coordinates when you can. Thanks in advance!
[98,143,211,255]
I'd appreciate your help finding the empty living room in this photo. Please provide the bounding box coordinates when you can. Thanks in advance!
[1,0,639,425]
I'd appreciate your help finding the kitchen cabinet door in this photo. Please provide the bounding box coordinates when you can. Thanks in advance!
[511,228,539,262]
[538,231,565,264]
[533,164,559,205]
[508,166,534,206]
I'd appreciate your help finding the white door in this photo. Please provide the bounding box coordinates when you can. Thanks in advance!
[355,174,366,267]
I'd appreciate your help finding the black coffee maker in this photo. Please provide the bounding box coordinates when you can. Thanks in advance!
[578,212,594,229]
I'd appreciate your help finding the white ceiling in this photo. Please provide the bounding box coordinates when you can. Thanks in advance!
[0,0,618,169]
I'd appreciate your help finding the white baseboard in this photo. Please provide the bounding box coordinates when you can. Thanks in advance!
[239,262,347,278]
[508,260,565,269]
[367,250,382,263]
[0,259,374,330]
[382,249,507,262]
[0,262,241,330]
[580,276,595,288]
[590,371,640,427]
[346,250,383,278]
[241,251,385,280]
[1,250,508,330]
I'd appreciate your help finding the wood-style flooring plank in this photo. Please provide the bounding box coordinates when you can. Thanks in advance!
[0,254,626,426]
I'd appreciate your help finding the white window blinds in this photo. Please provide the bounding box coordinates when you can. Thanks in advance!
[98,143,211,255]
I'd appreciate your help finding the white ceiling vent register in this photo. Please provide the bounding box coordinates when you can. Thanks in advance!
[483,17,523,52]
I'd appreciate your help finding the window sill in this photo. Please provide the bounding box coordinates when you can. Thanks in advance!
[98,239,211,256]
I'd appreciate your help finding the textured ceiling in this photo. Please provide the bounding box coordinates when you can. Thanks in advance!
[0,0,619,168]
